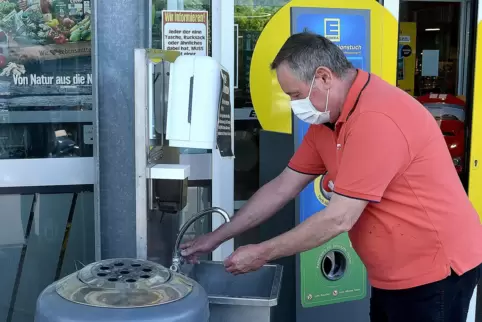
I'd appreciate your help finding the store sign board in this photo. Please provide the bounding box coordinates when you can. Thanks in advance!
[161,10,208,56]
[292,7,370,308]
[292,8,371,71]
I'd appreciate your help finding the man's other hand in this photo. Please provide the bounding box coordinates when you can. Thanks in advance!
[224,244,268,275]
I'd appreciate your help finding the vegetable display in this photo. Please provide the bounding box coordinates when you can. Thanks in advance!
[0,0,91,46]
[0,0,91,80]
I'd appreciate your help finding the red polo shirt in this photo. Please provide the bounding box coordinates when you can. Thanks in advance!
[289,70,482,290]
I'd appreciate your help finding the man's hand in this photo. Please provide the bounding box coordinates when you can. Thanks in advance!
[180,167,315,264]
[224,244,268,275]
[180,232,223,264]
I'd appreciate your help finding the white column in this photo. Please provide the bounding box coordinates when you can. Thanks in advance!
[382,0,399,21]
[211,0,235,261]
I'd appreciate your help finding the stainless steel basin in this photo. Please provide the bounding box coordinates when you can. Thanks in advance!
[181,260,283,322]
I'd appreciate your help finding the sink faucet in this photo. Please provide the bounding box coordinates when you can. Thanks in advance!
[170,207,231,272]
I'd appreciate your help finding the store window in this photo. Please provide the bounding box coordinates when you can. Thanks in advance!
[233,0,286,203]
[0,1,94,321]
[1,1,93,159]
[231,0,287,246]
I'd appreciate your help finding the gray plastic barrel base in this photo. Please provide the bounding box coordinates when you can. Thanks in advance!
[34,283,209,322]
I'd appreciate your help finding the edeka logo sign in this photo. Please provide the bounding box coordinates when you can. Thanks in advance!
[293,8,371,72]
[324,18,341,42]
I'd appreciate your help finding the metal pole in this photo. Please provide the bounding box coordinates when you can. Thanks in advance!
[93,0,150,259]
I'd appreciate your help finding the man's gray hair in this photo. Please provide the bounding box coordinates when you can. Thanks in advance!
[270,32,353,82]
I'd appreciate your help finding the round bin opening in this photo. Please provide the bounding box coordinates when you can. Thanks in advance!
[321,250,347,281]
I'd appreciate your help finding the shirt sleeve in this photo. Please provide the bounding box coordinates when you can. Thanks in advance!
[288,125,326,175]
[334,112,411,202]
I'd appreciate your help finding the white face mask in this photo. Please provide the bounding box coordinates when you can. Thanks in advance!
[290,76,330,125]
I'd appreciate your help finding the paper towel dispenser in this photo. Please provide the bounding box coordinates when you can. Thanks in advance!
[166,56,225,150]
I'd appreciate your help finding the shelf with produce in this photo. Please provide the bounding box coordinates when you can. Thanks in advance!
[0,0,92,97]
[0,1,91,46]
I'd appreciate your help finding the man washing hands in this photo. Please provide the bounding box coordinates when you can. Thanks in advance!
[181,32,482,321]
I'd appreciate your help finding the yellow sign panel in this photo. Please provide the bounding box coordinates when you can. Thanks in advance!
[469,20,482,222]
[397,22,417,96]
[249,0,398,134]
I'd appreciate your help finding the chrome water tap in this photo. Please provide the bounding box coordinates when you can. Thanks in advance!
[170,207,231,272]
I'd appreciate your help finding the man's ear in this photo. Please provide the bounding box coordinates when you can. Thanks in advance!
[314,66,334,90]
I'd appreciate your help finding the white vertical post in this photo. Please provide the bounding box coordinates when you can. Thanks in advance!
[382,0,399,23]
[91,0,101,262]
[134,49,148,260]
[211,0,235,261]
